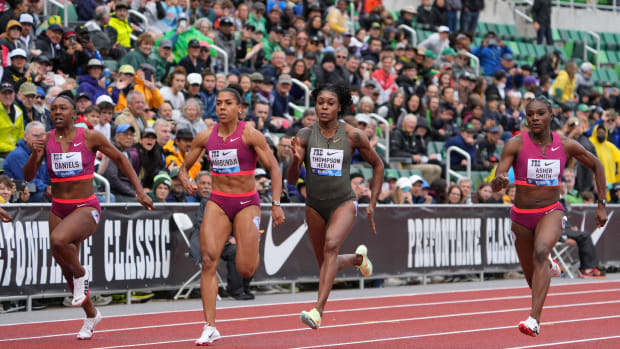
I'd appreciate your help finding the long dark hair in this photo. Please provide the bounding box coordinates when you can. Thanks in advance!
[290,59,310,81]
[311,83,353,118]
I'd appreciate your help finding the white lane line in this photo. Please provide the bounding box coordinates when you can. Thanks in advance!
[2,279,617,327]
[5,299,620,344]
[506,335,620,349]
[292,315,620,349]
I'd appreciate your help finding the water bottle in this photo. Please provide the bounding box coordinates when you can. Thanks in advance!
[103,67,111,88]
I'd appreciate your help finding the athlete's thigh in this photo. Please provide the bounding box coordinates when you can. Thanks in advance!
[50,207,99,244]
[323,200,357,250]
[200,201,233,263]
[305,205,327,266]
[232,205,261,259]
[534,210,564,253]
[512,220,535,274]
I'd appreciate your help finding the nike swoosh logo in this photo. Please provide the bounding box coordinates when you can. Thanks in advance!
[229,137,240,143]
[589,210,613,245]
[327,152,338,156]
[74,142,82,147]
[551,146,560,151]
[223,151,232,156]
[264,217,307,276]
[544,162,554,166]
[240,200,251,205]
[66,154,76,159]
[77,203,86,207]
[332,138,340,143]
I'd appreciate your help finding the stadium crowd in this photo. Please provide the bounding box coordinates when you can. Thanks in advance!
[0,0,619,207]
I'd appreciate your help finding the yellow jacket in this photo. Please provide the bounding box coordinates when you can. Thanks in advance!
[0,103,24,153]
[589,124,620,199]
[107,15,133,48]
[327,7,347,34]
[111,75,165,113]
[551,70,576,103]
[163,140,201,179]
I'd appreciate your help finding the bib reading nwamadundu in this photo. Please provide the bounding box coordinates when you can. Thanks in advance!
[210,149,241,174]
[526,159,560,185]
[51,152,84,177]
[309,148,343,176]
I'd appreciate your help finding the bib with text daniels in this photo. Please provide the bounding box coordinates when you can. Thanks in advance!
[210,149,241,174]
[527,159,560,186]
[310,148,343,176]
[51,152,83,177]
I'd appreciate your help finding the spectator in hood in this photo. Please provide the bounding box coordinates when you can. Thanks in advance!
[576,62,594,98]
[77,59,109,103]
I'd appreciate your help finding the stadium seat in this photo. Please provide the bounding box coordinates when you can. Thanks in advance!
[60,3,78,24]
[104,60,119,73]
[428,141,445,155]
[360,168,373,180]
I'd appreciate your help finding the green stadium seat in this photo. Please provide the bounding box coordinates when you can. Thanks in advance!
[552,28,561,42]
[104,60,119,73]
[533,45,546,58]
[475,22,487,36]
[506,41,519,57]
[558,29,571,42]
[350,167,362,176]
[360,168,373,180]
[598,51,610,65]
[428,141,445,155]
[60,3,78,23]
[600,32,617,51]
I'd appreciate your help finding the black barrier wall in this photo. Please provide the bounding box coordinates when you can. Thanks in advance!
[1,204,618,296]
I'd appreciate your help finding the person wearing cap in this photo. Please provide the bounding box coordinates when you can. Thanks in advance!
[419,25,451,58]
[588,123,620,198]
[119,33,156,71]
[35,22,64,63]
[136,126,165,189]
[149,38,175,83]
[236,23,263,69]
[268,73,292,123]
[0,20,23,54]
[445,122,478,170]
[397,5,417,28]
[260,26,283,62]
[100,123,141,202]
[575,62,594,98]
[0,0,27,40]
[15,82,45,127]
[163,127,201,179]
[179,38,207,75]
[0,82,24,155]
[148,171,172,203]
[523,75,543,96]
[77,59,109,103]
[474,125,501,170]
[184,72,202,101]
[214,17,237,69]
[1,48,29,89]
[111,62,164,113]
[84,6,121,60]
[472,32,512,76]
[247,1,267,35]
[106,1,133,48]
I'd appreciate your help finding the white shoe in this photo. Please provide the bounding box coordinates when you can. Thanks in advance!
[77,309,102,340]
[195,324,221,346]
[355,245,373,277]
[549,256,561,277]
[518,316,539,337]
[72,268,90,306]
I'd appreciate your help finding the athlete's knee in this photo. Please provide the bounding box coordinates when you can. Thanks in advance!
[200,253,219,272]
[533,243,550,265]
[236,263,256,278]
[323,238,340,256]
[50,235,69,251]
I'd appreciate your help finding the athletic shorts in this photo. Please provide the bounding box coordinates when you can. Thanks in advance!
[510,201,564,232]
[51,194,101,223]
[209,189,260,221]
[306,195,358,222]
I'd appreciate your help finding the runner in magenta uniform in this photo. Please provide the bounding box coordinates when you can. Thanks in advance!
[492,97,608,337]
[178,84,285,346]
[23,91,153,340]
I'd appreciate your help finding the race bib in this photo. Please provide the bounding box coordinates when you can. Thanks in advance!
[51,152,83,177]
[526,159,560,185]
[210,149,241,174]
[309,148,343,176]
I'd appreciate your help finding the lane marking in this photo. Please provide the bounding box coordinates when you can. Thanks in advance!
[506,335,620,349]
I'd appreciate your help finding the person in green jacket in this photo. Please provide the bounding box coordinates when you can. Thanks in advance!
[106,1,133,49]
[155,14,217,64]
[149,39,175,84]
[119,33,156,71]
[0,83,25,156]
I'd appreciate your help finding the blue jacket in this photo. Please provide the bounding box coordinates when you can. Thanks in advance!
[471,44,513,76]
[3,139,50,202]
[445,134,477,168]
[78,74,109,103]
[199,89,217,121]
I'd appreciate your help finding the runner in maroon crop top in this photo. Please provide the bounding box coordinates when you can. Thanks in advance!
[178,84,285,346]
[492,97,608,337]
[23,91,153,340]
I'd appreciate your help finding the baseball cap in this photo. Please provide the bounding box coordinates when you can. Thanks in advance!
[523,75,539,85]
[96,95,114,105]
[613,181,620,191]
[580,62,593,72]
[402,5,416,14]
[36,86,45,96]
[396,177,411,190]
[270,25,284,34]
[278,73,292,85]
[371,22,381,29]
[355,113,371,125]
[119,64,135,75]
[8,48,27,59]
[19,13,34,24]
[249,72,264,82]
[254,168,268,178]
[501,52,514,60]
[48,23,63,32]
[523,91,536,100]
[188,39,201,48]
[176,128,194,140]
[76,92,91,101]
[461,123,476,133]
[87,58,104,68]
[395,43,406,50]
[34,55,51,64]
[409,175,424,185]
[577,104,590,112]
[115,124,135,135]
[0,82,14,93]
[18,82,37,96]
[115,1,130,9]
[142,127,157,138]
[219,17,234,26]
[6,20,22,31]
[425,50,437,59]
[385,169,399,181]
[253,2,265,10]
[438,25,450,33]
[441,47,457,56]
[160,39,173,49]
[187,73,202,85]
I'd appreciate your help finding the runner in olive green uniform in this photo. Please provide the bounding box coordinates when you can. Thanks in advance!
[288,83,384,329]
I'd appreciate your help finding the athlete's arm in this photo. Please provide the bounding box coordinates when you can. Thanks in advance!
[87,130,154,210]
[0,207,11,222]
[287,127,310,185]
[23,133,48,181]
[348,126,384,209]
[179,128,211,195]
[492,135,520,192]
[563,137,607,227]
[246,126,285,226]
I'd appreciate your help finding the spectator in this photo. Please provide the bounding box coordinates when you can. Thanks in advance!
[377,90,407,126]
[166,168,192,202]
[153,118,172,147]
[472,181,493,203]
[287,108,316,137]
[163,127,201,178]
[472,34,512,76]
[551,61,578,103]
[575,62,594,99]
[474,126,501,171]
[254,168,273,203]
[15,82,44,127]
[0,82,24,157]
[214,17,236,69]
[77,59,109,103]
[460,0,484,34]
[445,184,464,204]
[186,171,212,202]
[445,122,477,171]
[361,37,382,65]
[532,0,552,45]
[106,1,133,49]
[0,0,27,35]
[149,39,174,84]
[115,90,147,142]
[409,175,433,203]
[561,167,583,204]
[372,53,398,105]
[103,124,140,202]
[2,48,29,89]
[160,66,187,110]
[94,95,115,139]
[562,221,606,278]
[85,6,124,60]
[260,50,287,82]
[199,71,217,121]
[589,125,620,197]
[137,127,165,189]
[419,25,451,58]
[269,73,292,121]
[458,177,473,204]
[0,174,29,203]
[416,0,443,31]
[148,171,172,203]
[119,33,156,71]
[350,173,371,204]
[3,121,48,202]
[175,98,207,135]
[0,20,22,54]
[178,38,205,75]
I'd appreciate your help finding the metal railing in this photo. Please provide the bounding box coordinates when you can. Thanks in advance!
[445,146,471,184]
[94,173,111,203]
[210,44,229,75]
[46,0,69,27]
[462,51,481,76]
[129,10,149,42]
[367,113,390,163]
[288,102,305,118]
[513,0,535,23]
[398,24,417,47]
[584,30,601,70]
[291,78,310,109]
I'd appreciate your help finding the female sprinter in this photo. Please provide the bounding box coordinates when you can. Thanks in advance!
[287,83,384,329]
[492,96,607,337]
[178,84,285,345]
[23,91,153,340]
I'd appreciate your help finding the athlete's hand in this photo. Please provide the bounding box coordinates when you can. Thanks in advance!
[183,180,198,196]
[595,205,607,227]
[366,206,377,235]
[271,205,285,226]
[491,174,509,192]
[291,136,304,163]
[31,136,46,161]
[0,207,12,222]
[137,191,154,210]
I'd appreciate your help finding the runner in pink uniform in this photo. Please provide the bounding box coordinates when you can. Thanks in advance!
[492,97,608,337]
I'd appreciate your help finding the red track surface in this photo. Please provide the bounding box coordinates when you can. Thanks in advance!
[2,281,620,348]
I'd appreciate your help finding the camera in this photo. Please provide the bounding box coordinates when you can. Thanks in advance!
[14,180,26,192]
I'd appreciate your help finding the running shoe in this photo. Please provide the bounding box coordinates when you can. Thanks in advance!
[355,244,373,277]
[549,256,561,277]
[77,309,102,340]
[195,324,221,346]
[72,268,90,306]
[581,268,606,279]
[300,308,321,329]
[518,316,539,337]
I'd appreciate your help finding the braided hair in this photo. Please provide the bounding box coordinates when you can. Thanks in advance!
[311,83,353,118]
[526,96,553,115]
